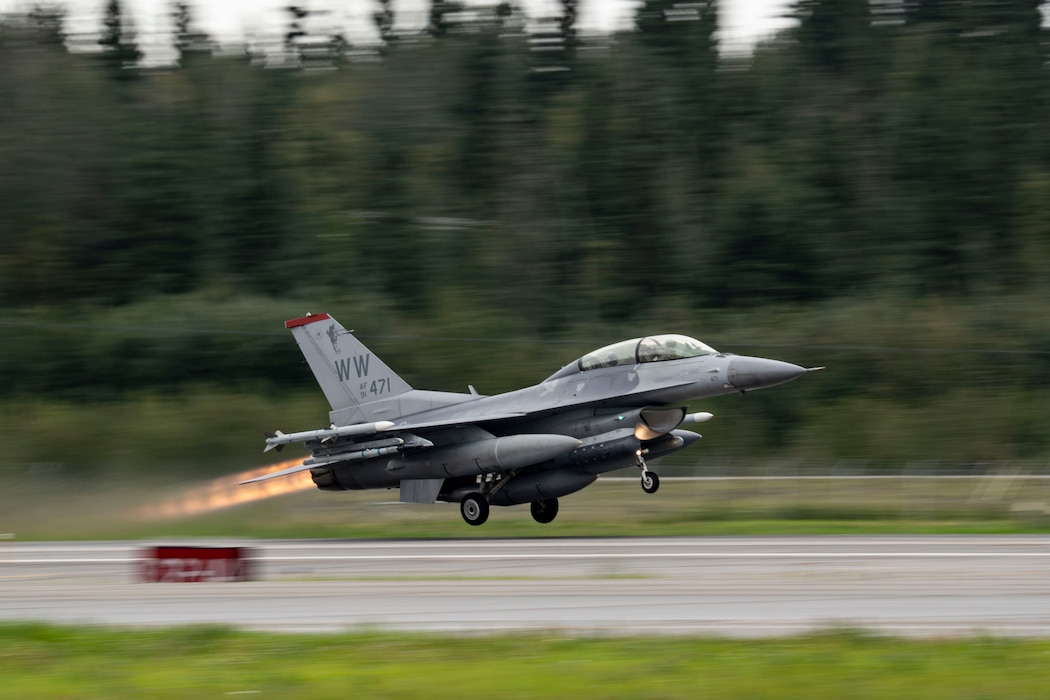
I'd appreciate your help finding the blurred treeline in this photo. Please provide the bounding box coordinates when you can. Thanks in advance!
[1,1,1050,475]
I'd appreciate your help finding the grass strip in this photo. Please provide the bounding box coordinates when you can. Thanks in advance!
[8,476,1050,540]
[2,623,1049,699]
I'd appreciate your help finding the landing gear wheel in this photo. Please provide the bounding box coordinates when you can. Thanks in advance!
[641,471,660,494]
[460,493,489,526]
[530,498,559,524]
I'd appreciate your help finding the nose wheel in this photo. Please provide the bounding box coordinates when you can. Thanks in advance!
[641,470,660,493]
[637,450,660,494]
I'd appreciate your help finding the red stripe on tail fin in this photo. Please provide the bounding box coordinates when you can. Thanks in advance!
[285,313,331,329]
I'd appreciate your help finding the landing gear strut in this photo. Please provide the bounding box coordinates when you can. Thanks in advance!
[460,492,490,526]
[637,449,660,494]
[530,498,559,524]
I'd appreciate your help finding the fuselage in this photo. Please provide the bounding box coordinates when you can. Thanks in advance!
[380,351,804,432]
[259,315,817,525]
[313,352,806,493]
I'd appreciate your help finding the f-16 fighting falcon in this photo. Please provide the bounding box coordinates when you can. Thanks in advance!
[244,313,820,525]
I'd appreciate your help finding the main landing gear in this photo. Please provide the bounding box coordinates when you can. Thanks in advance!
[530,498,559,524]
[459,493,562,525]
[637,449,660,494]
[460,492,490,526]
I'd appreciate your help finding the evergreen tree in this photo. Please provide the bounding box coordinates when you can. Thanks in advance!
[98,0,141,80]
[171,1,210,65]
[27,4,66,47]
[791,0,872,73]
[559,0,578,63]
[373,0,397,51]
[428,0,459,38]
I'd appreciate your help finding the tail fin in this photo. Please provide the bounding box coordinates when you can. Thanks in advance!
[285,313,412,413]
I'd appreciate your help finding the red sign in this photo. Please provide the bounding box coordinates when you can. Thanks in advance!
[139,546,254,582]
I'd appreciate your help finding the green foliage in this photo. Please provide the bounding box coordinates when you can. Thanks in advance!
[0,388,326,478]
[1,5,1049,475]
[1,624,1050,699]
[7,473,1050,541]
[97,0,141,82]
[3,291,1050,472]
[3,3,1047,310]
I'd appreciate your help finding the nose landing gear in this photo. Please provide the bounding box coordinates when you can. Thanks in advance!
[636,449,660,494]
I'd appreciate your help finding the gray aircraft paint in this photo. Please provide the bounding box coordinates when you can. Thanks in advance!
[247,313,817,525]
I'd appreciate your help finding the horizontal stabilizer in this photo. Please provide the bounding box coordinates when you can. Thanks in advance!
[239,462,314,484]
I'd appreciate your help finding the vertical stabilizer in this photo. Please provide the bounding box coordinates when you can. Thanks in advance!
[285,313,412,412]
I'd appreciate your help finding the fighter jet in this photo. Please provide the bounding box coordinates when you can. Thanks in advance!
[244,313,819,525]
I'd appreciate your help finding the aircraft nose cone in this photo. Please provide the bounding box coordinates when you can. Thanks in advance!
[728,356,808,392]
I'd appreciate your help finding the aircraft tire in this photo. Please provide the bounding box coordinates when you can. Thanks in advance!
[641,471,660,494]
[461,493,490,526]
[530,498,559,524]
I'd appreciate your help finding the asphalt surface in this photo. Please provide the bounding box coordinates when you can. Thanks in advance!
[3,536,1050,637]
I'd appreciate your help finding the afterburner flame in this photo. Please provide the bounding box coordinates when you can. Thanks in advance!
[140,458,315,519]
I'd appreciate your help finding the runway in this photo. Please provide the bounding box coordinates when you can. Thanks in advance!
[3,536,1050,637]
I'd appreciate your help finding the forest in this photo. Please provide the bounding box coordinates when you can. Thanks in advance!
[1,0,1049,478]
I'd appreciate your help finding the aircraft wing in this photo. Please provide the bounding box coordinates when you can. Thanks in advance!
[387,412,528,432]
[263,413,528,452]
[249,411,530,485]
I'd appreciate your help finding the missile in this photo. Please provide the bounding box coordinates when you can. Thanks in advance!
[386,434,581,480]
[303,435,420,467]
[309,435,416,457]
[264,420,396,452]
[682,411,713,425]
[305,445,403,468]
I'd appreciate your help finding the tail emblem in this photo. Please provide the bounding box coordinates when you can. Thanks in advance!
[325,324,341,354]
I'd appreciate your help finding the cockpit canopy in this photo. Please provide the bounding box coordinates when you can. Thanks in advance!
[548,334,718,380]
